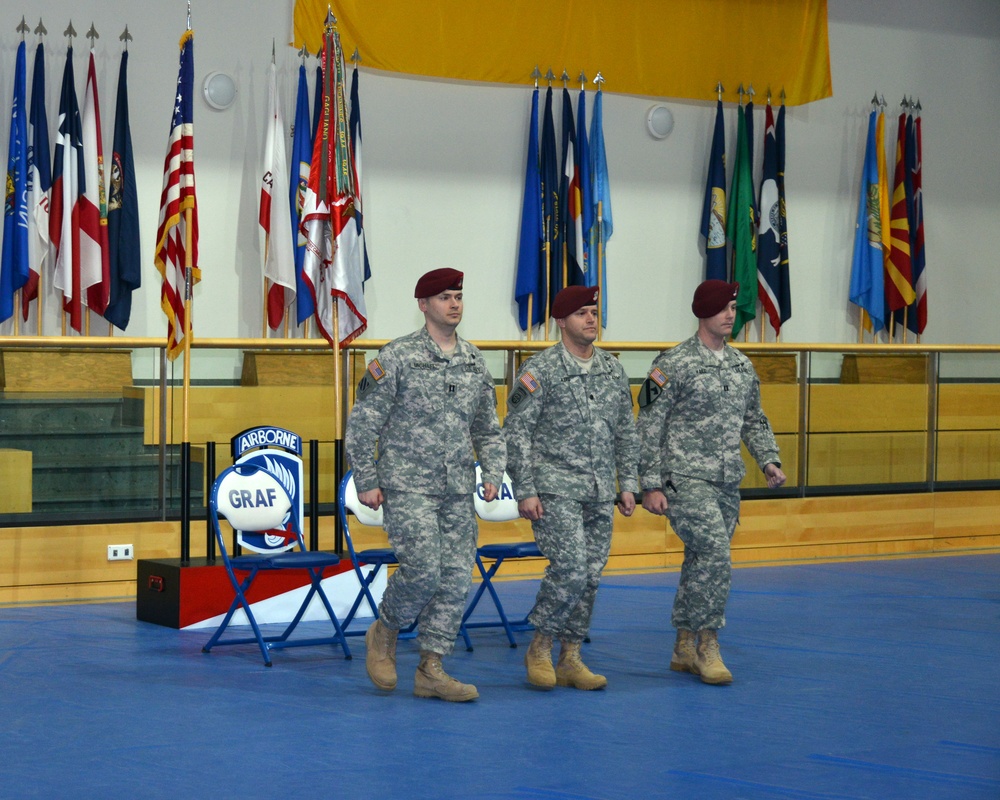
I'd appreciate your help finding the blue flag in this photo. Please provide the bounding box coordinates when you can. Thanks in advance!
[756,104,783,333]
[24,42,51,321]
[849,109,886,332]
[775,103,792,326]
[104,50,141,331]
[1,42,29,324]
[292,63,315,326]
[577,87,591,280]
[349,64,371,285]
[701,99,727,280]
[514,88,543,331]
[540,86,561,313]
[588,87,612,324]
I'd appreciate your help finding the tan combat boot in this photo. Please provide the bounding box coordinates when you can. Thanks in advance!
[555,640,607,690]
[524,631,556,689]
[695,629,733,685]
[364,617,398,691]
[413,651,479,702]
[670,628,698,673]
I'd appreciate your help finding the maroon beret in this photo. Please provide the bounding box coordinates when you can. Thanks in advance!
[692,280,739,318]
[552,285,599,319]
[414,268,464,298]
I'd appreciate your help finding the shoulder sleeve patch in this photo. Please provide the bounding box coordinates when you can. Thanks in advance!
[637,368,668,408]
[519,371,540,393]
[355,358,386,401]
[509,370,541,409]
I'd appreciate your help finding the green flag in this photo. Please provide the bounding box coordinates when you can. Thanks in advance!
[726,105,757,335]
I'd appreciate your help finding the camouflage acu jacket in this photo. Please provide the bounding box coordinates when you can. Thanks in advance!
[345,326,506,495]
[504,342,639,502]
[636,334,779,488]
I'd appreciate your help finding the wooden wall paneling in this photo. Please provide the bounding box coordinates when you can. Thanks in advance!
[937,384,1000,430]
[3,489,998,605]
[932,489,1000,544]
[0,349,133,392]
[0,449,32,513]
[807,432,927,485]
[809,384,928,432]
[936,431,1000,481]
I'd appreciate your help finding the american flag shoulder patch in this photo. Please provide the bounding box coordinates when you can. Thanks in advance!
[368,359,386,381]
[649,367,667,387]
[519,371,540,393]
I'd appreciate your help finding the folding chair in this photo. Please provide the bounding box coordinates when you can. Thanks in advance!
[460,466,542,649]
[202,463,352,666]
[337,470,400,635]
[338,470,468,646]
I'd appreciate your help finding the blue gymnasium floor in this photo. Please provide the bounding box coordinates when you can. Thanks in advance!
[2,554,999,800]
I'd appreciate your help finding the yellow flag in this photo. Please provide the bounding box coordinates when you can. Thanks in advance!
[293,0,832,106]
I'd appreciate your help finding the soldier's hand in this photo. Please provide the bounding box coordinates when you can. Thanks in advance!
[481,482,499,503]
[617,491,636,517]
[764,463,787,489]
[518,496,544,521]
[642,488,668,515]
[358,488,384,511]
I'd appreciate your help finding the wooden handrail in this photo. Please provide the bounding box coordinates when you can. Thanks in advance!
[3,335,1000,355]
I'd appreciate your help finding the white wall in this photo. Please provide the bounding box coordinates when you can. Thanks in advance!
[0,0,998,355]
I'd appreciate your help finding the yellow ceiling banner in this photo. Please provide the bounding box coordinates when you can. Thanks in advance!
[292,0,831,106]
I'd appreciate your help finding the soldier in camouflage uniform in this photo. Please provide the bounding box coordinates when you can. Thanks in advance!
[504,286,639,691]
[637,280,786,685]
[345,268,506,702]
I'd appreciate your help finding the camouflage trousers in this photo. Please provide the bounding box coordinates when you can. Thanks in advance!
[666,475,742,631]
[528,495,615,643]
[379,490,478,656]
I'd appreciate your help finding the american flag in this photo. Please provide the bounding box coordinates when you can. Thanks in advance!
[153,30,199,360]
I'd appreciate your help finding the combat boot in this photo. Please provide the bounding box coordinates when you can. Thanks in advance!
[413,652,479,702]
[524,631,556,689]
[695,629,733,685]
[364,617,398,691]
[555,640,607,690]
[669,628,698,673]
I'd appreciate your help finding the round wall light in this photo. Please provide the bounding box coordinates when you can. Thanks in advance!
[203,71,237,110]
[646,104,674,139]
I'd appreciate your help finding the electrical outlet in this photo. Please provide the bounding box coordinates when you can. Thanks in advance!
[107,544,134,561]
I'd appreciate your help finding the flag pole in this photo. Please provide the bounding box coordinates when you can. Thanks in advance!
[593,72,605,340]
[542,69,556,340]
[12,17,27,337]
[595,201,603,340]
[35,18,46,336]
[560,70,570,294]
[525,67,540,344]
